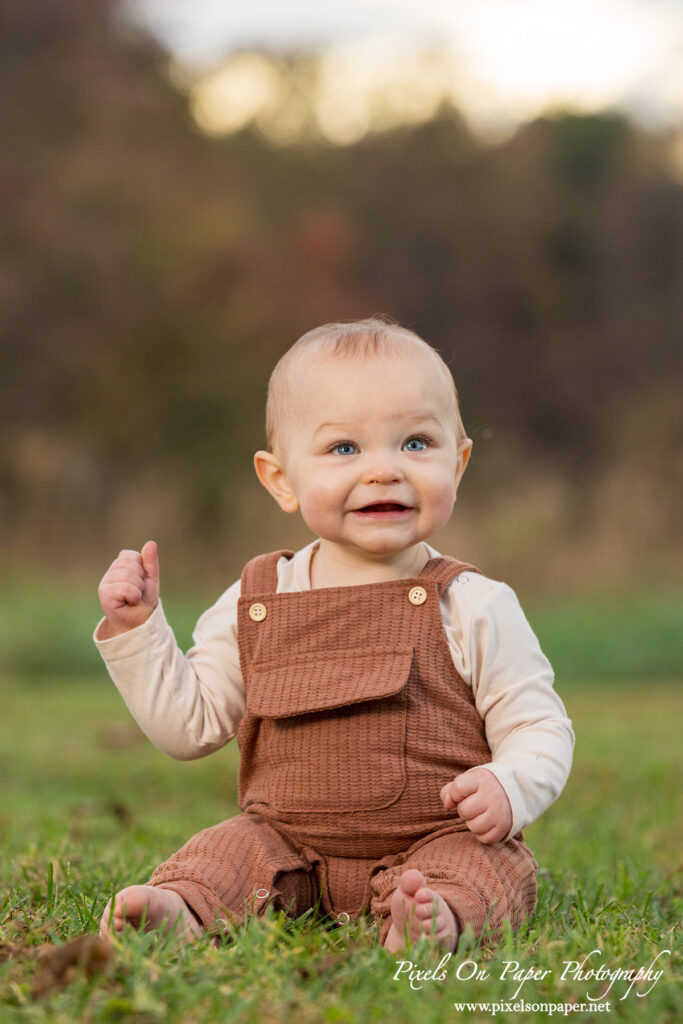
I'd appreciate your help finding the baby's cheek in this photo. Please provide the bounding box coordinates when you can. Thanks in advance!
[298,489,334,532]
[430,487,458,530]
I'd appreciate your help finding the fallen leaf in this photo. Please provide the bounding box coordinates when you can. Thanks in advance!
[31,934,114,1000]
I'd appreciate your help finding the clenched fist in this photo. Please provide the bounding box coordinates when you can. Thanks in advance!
[440,766,513,845]
[98,540,160,638]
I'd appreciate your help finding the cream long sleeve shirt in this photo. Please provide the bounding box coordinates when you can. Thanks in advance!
[94,542,574,839]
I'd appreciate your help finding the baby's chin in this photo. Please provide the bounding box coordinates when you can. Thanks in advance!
[348,524,435,556]
[340,535,427,562]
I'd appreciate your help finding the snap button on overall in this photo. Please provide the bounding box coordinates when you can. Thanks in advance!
[408,586,427,606]
[249,602,267,622]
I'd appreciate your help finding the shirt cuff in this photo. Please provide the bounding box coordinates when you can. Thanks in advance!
[93,600,169,661]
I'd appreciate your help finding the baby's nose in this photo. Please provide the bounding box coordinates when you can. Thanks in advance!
[362,459,403,485]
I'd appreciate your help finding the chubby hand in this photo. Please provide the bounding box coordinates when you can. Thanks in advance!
[98,540,160,637]
[440,767,513,845]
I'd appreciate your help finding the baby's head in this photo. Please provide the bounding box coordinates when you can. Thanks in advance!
[265,317,468,458]
[255,317,472,556]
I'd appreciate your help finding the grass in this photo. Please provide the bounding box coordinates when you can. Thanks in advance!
[1,584,681,1022]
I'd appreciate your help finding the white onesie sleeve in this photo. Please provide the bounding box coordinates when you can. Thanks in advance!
[440,571,575,838]
[93,585,245,760]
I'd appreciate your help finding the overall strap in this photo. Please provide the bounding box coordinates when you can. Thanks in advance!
[418,556,482,596]
[240,550,294,598]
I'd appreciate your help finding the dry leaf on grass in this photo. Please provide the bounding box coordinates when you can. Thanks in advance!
[31,934,114,1000]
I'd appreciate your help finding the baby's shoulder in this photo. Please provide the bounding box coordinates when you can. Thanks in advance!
[441,563,523,621]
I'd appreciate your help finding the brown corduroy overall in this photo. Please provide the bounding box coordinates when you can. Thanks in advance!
[150,551,537,943]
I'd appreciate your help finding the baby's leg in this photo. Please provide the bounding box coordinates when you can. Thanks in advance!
[100,814,315,940]
[100,886,202,942]
[371,829,537,952]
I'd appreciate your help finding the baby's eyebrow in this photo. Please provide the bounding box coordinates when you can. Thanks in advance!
[402,413,443,426]
[397,414,448,434]
[312,414,444,438]
[312,421,355,438]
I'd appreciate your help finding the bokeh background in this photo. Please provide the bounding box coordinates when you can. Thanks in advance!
[2,8,682,1016]
[2,0,682,599]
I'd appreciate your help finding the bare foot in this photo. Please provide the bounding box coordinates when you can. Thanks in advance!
[384,869,459,952]
[99,885,203,943]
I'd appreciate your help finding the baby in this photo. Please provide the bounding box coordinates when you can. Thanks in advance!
[95,317,574,952]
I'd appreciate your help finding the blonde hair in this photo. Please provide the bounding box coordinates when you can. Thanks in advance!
[265,316,467,454]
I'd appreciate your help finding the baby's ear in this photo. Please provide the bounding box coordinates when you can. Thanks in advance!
[456,438,473,483]
[253,451,299,514]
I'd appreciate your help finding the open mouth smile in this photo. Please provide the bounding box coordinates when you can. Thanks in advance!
[352,502,413,519]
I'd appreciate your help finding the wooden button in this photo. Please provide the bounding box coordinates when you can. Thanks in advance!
[248,602,267,622]
[408,586,427,606]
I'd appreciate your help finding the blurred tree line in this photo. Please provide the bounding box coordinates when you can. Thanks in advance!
[2,0,681,590]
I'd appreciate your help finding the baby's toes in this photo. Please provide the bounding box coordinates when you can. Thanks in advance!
[415,884,441,904]
[99,900,113,937]
[414,887,439,911]
[111,900,130,931]
[415,898,438,919]
[434,911,450,932]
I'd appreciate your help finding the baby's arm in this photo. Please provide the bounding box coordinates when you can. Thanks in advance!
[439,575,574,842]
[95,543,245,759]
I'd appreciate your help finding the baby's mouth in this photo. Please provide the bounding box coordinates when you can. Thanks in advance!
[353,502,412,516]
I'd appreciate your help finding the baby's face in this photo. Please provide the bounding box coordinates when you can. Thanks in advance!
[276,346,469,560]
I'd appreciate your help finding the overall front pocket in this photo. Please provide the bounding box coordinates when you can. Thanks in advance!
[246,647,413,813]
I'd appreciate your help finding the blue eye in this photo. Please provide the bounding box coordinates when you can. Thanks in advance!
[403,437,429,452]
[332,442,358,456]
